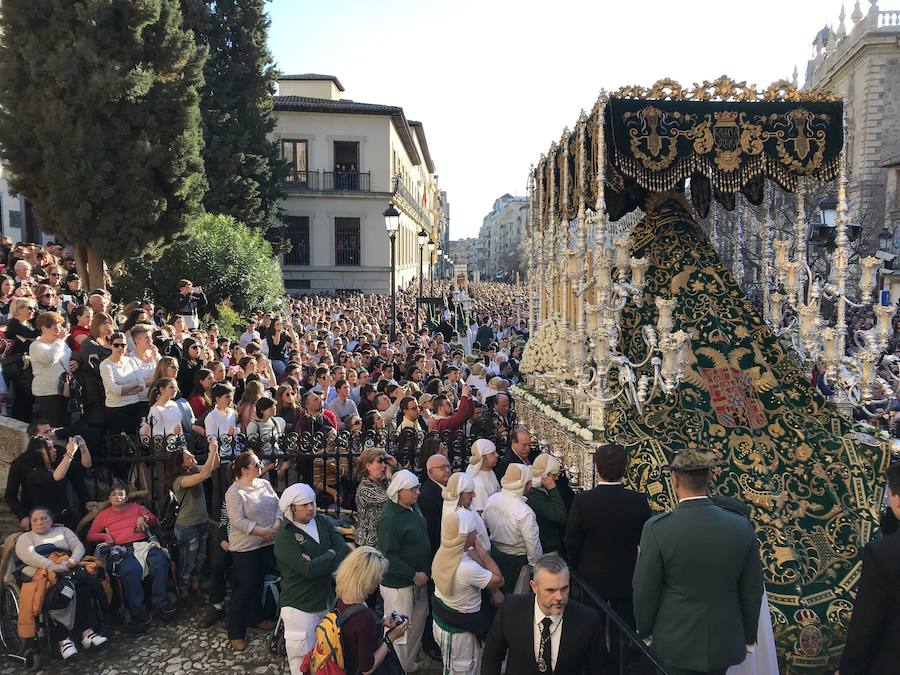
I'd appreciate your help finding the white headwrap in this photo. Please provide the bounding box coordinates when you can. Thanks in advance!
[442,472,475,504]
[432,509,479,597]
[531,453,562,488]
[466,438,497,477]
[279,482,318,539]
[501,463,532,493]
[386,469,420,504]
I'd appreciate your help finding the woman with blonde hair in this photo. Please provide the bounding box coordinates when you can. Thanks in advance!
[81,311,114,362]
[237,379,265,432]
[333,547,408,675]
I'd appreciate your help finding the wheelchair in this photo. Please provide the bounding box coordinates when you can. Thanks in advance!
[0,531,107,671]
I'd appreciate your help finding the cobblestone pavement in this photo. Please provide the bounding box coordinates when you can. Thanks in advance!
[1,603,444,675]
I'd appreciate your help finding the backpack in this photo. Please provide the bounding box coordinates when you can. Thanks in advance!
[299,603,366,675]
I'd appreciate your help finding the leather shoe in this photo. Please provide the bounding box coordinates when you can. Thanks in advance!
[424,644,442,661]
[229,639,246,651]
[252,619,276,631]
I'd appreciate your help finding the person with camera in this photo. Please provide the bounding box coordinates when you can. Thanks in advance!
[15,505,109,660]
[275,483,351,673]
[86,480,177,625]
[333,547,409,675]
[172,279,207,331]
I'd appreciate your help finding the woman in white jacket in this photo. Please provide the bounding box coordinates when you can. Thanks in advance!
[99,331,147,435]
[29,311,76,426]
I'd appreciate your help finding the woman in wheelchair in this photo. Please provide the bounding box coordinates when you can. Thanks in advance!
[86,480,176,625]
[15,506,108,659]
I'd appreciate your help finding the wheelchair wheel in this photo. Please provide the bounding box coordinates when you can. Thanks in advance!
[0,584,23,656]
[24,647,41,671]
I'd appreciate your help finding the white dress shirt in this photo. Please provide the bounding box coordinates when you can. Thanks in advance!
[483,489,542,564]
[533,598,563,671]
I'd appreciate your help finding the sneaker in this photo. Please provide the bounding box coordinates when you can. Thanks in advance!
[160,602,178,618]
[200,605,226,628]
[81,632,108,649]
[59,639,78,660]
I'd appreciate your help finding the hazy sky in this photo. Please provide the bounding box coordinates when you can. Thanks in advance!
[267,0,848,239]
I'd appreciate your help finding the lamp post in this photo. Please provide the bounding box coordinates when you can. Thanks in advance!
[436,245,444,287]
[428,240,436,297]
[383,203,400,341]
[417,228,428,331]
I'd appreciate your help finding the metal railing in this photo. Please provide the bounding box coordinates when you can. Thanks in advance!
[323,171,371,192]
[393,177,433,226]
[83,422,513,525]
[282,170,319,191]
[570,573,670,675]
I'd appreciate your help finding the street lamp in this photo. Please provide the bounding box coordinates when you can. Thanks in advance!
[436,245,443,284]
[417,228,428,331]
[383,203,400,341]
[428,240,436,297]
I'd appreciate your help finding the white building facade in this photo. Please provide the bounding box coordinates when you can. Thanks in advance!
[476,193,527,280]
[272,74,447,293]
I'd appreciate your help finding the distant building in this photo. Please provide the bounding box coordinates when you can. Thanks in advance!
[476,194,527,280]
[272,74,448,293]
[447,237,477,278]
[805,2,900,261]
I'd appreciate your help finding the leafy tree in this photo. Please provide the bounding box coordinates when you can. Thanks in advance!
[113,212,285,317]
[182,0,287,236]
[0,0,207,289]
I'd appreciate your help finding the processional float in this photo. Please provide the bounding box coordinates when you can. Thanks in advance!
[517,77,893,672]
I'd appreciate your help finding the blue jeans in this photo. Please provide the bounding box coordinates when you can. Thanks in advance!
[174,522,209,589]
[118,547,170,612]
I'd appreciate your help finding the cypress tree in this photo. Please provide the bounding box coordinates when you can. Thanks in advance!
[0,0,207,289]
[183,0,287,235]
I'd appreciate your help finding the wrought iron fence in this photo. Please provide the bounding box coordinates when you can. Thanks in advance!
[282,170,320,190]
[323,171,371,192]
[85,423,510,525]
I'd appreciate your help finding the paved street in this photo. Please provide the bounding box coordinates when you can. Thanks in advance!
[1,605,443,675]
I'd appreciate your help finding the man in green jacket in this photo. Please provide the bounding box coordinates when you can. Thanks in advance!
[274,483,350,674]
[633,449,763,675]
[377,469,431,672]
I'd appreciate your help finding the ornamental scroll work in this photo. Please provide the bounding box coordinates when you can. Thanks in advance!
[607,98,844,195]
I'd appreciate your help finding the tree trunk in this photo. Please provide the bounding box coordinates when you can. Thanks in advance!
[86,246,107,292]
[72,242,89,286]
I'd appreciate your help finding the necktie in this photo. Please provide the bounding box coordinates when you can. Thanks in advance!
[538,617,553,672]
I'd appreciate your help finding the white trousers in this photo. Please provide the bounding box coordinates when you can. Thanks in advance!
[433,624,481,675]
[281,606,326,675]
[380,584,429,671]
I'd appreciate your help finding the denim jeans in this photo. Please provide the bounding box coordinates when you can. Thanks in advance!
[227,545,275,639]
[118,547,170,612]
[174,522,209,590]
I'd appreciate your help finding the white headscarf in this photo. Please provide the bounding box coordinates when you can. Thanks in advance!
[442,471,476,504]
[501,463,532,493]
[531,453,561,488]
[386,469,420,504]
[466,439,497,477]
[432,509,478,597]
[279,482,319,541]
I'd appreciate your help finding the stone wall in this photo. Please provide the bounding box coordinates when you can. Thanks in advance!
[0,415,27,534]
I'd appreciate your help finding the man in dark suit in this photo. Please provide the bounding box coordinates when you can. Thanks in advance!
[633,448,763,675]
[481,555,603,674]
[566,443,651,667]
[839,462,900,675]
[494,425,538,480]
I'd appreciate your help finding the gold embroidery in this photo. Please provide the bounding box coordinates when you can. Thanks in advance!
[613,75,838,103]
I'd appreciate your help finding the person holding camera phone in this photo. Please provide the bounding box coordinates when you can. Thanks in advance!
[173,279,207,331]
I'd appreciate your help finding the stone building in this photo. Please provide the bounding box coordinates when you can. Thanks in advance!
[805,1,900,262]
[272,74,448,293]
[476,193,528,280]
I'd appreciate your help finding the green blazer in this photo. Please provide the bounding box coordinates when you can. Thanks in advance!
[274,514,350,612]
[632,497,763,672]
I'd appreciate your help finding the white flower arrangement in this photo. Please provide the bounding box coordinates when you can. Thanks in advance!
[512,384,595,442]
[520,315,566,375]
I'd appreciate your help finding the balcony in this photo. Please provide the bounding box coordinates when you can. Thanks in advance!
[281,170,371,193]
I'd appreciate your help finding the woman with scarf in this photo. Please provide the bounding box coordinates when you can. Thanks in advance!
[482,464,542,595]
[526,453,569,555]
[441,472,490,552]
[274,483,350,674]
[431,510,503,675]
[465,439,500,515]
[376,469,431,673]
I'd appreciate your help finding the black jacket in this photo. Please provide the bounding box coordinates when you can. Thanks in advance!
[565,484,651,601]
[172,290,207,318]
[481,594,603,675]
[493,447,538,481]
[839,530,900,674]
[417,478,444,556]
